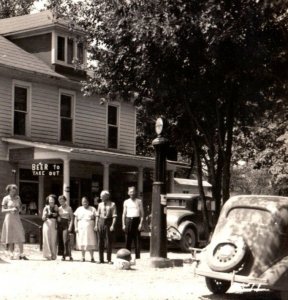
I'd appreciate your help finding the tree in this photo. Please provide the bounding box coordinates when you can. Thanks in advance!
[0,0,36,19]
[230,165,273,195]
[60,0,288,226]
[233,100,288,195]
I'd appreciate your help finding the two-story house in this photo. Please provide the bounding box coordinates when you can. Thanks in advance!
[0,11,180,241]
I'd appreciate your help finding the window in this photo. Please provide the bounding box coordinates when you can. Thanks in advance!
[55,34,85,65]
[108,105,118,149]
[19,169,39,215]
[14,85,29,136]
[67,38,74,64]
[227,208,272,226]
[60,93,73,142]
[77,42,84,64]
[57,36,65,61]
[167,199,186,207]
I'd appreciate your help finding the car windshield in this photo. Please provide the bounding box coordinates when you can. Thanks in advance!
[167,199,186,207]
[227,207,272,226]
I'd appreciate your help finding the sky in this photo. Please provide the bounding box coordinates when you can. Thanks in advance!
[32,0,84,12]
[31,0,48,13]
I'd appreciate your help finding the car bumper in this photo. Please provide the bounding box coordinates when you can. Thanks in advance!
[191,248,270,289]
[195,268,269,287]
[140,226,182,241]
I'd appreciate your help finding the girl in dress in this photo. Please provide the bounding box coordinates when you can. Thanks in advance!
[42,194,58,260]
[57,195,74,261]
[74,197,97,262]
[1,184,28,260]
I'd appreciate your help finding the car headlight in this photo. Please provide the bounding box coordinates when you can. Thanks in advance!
[167,226,181,241]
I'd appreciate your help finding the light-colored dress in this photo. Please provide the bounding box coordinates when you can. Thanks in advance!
[74,206,97,251]
[42,205,58,260]
[1,195,25,244]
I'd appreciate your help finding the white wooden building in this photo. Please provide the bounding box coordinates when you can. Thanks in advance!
[0,11,181,239]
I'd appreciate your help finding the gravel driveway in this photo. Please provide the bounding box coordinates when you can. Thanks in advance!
[0,244,280,300]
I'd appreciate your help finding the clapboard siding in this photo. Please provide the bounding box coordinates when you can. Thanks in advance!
[119,102,136,154]
[0,74,137,155]
[0,76,12,160]
[13,33,52,66]
[31,83,59,142]
[74,96,136,154]
[74,93,107,149]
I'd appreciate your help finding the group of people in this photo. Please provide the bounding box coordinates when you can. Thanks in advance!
[1,184,144,264]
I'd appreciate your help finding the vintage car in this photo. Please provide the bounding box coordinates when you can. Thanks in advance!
[142,193,216,252]
[192,195,288,300]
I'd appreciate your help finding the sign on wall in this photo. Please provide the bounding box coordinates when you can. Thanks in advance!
[31,163,63,176]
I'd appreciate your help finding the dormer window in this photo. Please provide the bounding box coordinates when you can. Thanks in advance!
[77,42,84,64]
[57,36,65,61]
[53,33,85,66]
[67,38,74,64]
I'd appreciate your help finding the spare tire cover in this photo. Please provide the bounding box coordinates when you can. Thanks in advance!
[206,236,247,272]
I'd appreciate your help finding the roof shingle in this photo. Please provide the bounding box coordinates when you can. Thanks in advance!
[0,10,58,35]
[0,35,65,78]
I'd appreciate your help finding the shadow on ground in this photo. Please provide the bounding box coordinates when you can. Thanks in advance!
[200,291,280,300]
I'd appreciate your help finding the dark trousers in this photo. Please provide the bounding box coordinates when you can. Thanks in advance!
[125,217,141,259]
[98,218,113,262]
[58,218,71,257]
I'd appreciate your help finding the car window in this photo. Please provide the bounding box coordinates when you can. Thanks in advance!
[167,199,186,207]
[197,198,215,211]
[227,208,272,226]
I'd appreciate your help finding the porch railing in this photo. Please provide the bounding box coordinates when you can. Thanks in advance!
[20,216,42,251]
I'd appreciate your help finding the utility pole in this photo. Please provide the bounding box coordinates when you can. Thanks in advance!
[150,118,171,267]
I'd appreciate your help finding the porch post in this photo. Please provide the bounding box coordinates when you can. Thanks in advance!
[63,158,70,204]
[137,166,144,198]
[38,176,44,215]
[103,162,110,190]
[168,170,175,193]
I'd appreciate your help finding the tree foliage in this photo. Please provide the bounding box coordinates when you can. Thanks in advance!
[233,100,288,195]
[57,0,288,221]
[0,0,36,19]
[230,165,273,195]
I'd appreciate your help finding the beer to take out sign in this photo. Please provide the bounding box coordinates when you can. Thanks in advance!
[32,163,62,176]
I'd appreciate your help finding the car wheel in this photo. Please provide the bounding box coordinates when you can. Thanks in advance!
[206,236,247,272]
[205,277,231,294]
[180,228,196,252]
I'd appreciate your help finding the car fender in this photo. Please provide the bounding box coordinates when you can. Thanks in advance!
[260,255,288,290]
[166,210,194,228]
[178,220,198,237]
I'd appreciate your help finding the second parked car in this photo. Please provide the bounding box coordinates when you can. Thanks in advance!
[142,193,216,252]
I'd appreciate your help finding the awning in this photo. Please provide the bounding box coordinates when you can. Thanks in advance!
[174,177,212,188]
[2,137,188,170]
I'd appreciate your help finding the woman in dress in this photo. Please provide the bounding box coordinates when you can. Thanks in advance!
[74,197,97,262]
[1,184,28,260]
[57,195,74,261]
[42,194,58,260]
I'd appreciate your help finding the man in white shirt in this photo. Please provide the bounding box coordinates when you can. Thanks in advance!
[122,186,144,259]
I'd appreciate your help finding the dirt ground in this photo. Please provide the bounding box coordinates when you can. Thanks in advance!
[0,244,280,300]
